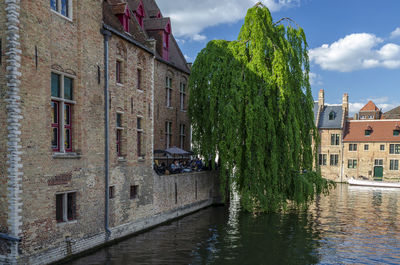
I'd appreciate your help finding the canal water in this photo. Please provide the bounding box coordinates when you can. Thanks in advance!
[68,184,400,264]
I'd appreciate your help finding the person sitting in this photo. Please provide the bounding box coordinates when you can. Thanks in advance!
[170,160,181,174]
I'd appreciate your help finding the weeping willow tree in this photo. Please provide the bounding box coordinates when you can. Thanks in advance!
[189,3,333,213]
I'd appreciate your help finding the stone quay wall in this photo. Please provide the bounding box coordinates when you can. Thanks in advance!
[20,171,220,265]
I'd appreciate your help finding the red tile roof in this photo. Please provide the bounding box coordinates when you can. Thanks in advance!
[360,100,380,111]
[343,120,400,142]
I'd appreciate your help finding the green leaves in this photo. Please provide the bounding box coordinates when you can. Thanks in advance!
[189,4,331,213]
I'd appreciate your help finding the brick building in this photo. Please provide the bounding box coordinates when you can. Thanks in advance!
[141,0,192,152]
[0,1,217,264]
[314,90,400,182]
[314,90,348,182]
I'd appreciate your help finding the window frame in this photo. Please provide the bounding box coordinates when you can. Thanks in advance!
[330,154,339,166]
[137,68,142,90]
[349,143,357,152]
[50,0,73,20]
[137,116,145,158]
[130,185,139,200]
[330,134,340,146]
[56,191,77,223]
[348,159,357,169]
[51,71,76,153]
[319,154,327,166]
[389,144,400,154]
[390,160,399,170]
[179,82,186,111]
[179,124,185,150]
[380,144,385,151]
[116,112,124,158]
[364,144,369,151]
[166,76,172,107]
[116,60,123,84]
[165,121,172,149]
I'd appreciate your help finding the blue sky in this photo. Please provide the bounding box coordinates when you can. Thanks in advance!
[157,0,400,115]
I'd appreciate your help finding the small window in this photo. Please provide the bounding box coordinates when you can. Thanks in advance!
[56,192,76,223]
[330,154,339,166]
[329,111,336,120]
[349,144,357,151]
[116,61,122,84]
[394,130,400,136]
[137,117,145,158]
[365,130,371,136]
[116,113,122,128]
[137,69,142,90]
[380,145,385,151]
[165,121,172,149]
[166,77,172,107]
[319,154,327,166]
[116,113,124,157]
[364,144,369,151]
[390,160,399,170]
[51,0,71,18]
[130,185,138,199]
[348,159,357,169]
[109,186,115,199]
[374,159,383,166]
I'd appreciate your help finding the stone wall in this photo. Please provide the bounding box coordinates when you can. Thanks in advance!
[343,142,400,182]
[20,171,220,265]
[153,60,190,151]
[318,128,343,182]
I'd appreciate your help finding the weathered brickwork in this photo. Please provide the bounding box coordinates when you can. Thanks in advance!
[153,60,191,151]
[0,1,219,264]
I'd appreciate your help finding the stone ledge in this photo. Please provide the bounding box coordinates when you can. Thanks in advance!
[52,153,82,159]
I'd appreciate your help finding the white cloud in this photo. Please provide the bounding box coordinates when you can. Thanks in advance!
[309,72,323,86]
[309,33,400,72]
[390,27,400,39]
[348,97,399,116]
[184,54,191,61]
[156,0,299,41]
[349,102,365,116]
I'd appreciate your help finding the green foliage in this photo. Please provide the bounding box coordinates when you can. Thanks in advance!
[189,4,333,213]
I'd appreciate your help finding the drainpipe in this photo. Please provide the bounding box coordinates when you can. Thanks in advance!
[101,28,112,239]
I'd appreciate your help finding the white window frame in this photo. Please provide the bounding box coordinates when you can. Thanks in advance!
[56,191,77,224]
[179,124,185,149]
[390,160,399,171]
[51,70,76,153]
[51,0,73,20]
[166,77,172,107]
[166,121,172,148]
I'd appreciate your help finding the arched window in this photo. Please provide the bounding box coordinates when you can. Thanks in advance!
[329,111,336,120]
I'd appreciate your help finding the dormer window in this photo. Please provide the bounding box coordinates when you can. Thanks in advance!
[117,6,131,32]
[134,1,145,28]
[162,23,171,61]
[365,125,372,136]
[394,130,400,136]
[329,111,336,120]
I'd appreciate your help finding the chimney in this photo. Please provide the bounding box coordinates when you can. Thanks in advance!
[318,89,324,108]
[342,93,349,113]
[354,113,359,120]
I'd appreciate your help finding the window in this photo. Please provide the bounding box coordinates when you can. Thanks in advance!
[134,3,145,28]
[330,154,339,166]
[116,113,123,157]
[165,121,172,149]
[137,117,145,157]
[180,82,186,110]
[319,154,327,166]
[166,77,172,107]
[116,61,122,84]
[390,160,399,170]
[329,111,336,120]
[394,130,400,136]
[179,124,185,150]
[137,69,142,90]
[348,159,357,169]
[51,0,71,18]
[51,72,74,152]
[390,144,400,154]
[375,159,383,166]
[380,144,385,151]
[349,144,357,151]
[364,144,369,151]
[331,134,340,145]
[130,185,138,199]
[109,186,115,199]
[365,130,372,136]
[56,192,76,223]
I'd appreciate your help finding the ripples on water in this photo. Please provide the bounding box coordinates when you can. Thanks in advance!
[68,184,400,265]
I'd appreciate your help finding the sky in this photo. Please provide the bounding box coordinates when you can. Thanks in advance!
[156,0,400,116]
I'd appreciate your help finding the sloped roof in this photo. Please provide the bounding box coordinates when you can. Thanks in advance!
[343,120,400,142]
[383,106,400,119]
[318,105,343,129]
[143,17,170,31]
[360,100,380,112]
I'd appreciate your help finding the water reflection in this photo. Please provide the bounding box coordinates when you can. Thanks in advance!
[68,184,400,265]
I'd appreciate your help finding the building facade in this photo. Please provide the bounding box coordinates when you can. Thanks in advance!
[0,1,217,264]
[314,90,400,182]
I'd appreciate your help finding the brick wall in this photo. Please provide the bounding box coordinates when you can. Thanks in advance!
[318,129,343,182]
[0,0,8,235]
[343,142,400,181]
[153,60,190,151]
